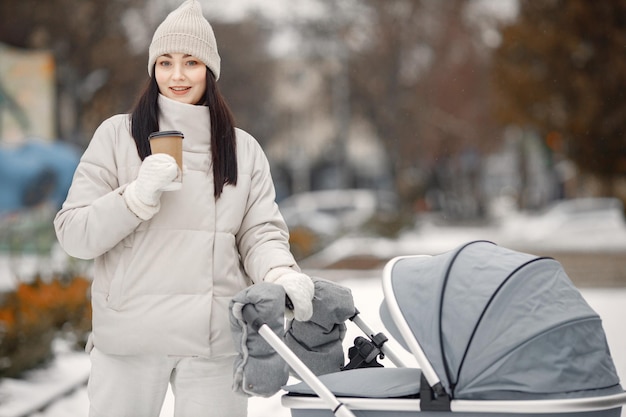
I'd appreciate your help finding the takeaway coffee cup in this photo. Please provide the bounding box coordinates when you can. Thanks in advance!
[149,130,184,191]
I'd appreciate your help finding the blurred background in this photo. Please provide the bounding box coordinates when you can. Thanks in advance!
[1,0,626,405]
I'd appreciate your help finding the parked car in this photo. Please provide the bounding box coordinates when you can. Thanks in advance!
[499,197,626,251]
[278,189,399,259]
[279,189,397,234]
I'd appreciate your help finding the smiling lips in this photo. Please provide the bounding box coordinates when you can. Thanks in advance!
[170,86,191,95]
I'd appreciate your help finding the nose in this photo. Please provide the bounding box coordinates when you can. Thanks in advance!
[172,63,185,80]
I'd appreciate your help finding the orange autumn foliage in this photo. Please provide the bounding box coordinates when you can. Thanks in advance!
[0,275,92,378]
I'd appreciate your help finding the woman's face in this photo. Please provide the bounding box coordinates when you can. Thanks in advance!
[155,53,207,105]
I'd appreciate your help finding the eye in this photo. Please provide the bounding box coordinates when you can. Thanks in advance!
[158,60,171,67]
[185,60,199,66]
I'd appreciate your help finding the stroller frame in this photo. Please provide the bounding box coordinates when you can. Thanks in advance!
[243,251,626,416]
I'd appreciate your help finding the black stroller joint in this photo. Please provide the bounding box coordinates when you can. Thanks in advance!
[341,335,386,371]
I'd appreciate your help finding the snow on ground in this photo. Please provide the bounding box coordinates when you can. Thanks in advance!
[1,273,624,417]
[2,209,626,416]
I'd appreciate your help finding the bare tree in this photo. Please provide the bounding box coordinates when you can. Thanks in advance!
[212,18,278,145]
[492,0,626,197]
[280,0,502,216]
[0,0,148,146]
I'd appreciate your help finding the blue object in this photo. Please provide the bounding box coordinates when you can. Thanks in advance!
[0,139,80,214]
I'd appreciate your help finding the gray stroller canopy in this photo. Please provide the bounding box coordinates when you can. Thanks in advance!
[381,240,621,401]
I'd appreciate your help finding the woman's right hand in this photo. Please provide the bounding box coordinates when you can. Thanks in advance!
[123,154,178,220]
[134,154,178,205]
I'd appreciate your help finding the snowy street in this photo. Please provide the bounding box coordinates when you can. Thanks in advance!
[1,271,625,417]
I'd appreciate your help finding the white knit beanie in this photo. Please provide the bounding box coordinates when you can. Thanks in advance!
[148,0,221,80]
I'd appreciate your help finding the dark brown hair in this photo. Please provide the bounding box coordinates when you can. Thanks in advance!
[130,68,237,198]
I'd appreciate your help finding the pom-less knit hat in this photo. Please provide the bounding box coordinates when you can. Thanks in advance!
[148,0,221,80]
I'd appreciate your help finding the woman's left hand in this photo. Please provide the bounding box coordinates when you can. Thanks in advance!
[265,268,314,321]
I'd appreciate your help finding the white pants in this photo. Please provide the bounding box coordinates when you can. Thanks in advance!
[88,348,247,417]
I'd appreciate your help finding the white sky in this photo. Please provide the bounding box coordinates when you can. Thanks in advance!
[200,0,519,22]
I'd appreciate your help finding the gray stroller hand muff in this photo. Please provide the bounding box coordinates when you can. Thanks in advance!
[230,277,359,398]
[284,277,357,376]
[230,282,288,397]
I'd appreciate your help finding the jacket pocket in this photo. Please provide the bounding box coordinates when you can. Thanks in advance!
[106,236,135,310]
[104,220,149,310]
[106,261,125,310]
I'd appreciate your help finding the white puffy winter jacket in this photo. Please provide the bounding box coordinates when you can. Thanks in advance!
[54,94,298,357]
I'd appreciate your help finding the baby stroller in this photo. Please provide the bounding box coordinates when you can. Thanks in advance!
[234,240,626,417]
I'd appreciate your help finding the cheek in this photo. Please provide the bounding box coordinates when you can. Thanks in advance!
[196,77,206,91]
[192,68,207,86]
[155,77,167,93]
[155,72,169,92]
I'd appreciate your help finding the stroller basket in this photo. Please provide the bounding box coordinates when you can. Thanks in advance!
[280,241,626,416]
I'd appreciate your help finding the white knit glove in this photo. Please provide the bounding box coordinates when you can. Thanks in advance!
[265,267,314,321]
[123,154,178,220]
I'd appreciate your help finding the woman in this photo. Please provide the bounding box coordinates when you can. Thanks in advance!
[53,1,314,416]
